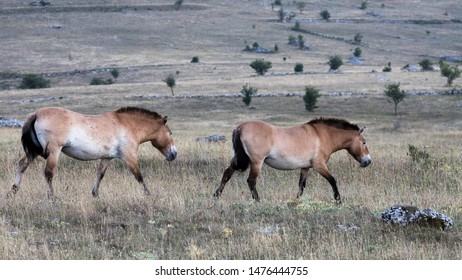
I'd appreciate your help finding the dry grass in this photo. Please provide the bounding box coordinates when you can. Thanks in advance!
[0,0,462,260]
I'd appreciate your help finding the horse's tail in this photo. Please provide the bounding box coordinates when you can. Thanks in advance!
[21,113,47,161]
[231,128,250,171]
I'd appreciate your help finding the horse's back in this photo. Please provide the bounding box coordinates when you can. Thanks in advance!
[236,120,320,170]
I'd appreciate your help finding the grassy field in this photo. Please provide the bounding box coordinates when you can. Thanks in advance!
[0,0,461,260]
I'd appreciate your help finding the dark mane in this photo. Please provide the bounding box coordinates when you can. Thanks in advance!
[115,107,161,119]
[308,117,359,131]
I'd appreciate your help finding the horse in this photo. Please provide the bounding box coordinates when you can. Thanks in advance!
[214,118,371,203]
[11,106,177,199]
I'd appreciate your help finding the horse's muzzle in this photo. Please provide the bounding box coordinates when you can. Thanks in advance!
[360,154,372,168]
[166,146,177,161]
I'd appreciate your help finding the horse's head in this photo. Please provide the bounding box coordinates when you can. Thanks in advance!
[347,127,371,168]
[151,116,177,161]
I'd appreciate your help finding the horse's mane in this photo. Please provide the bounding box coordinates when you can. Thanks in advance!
[308,117,359,131]
[115,107,161,119]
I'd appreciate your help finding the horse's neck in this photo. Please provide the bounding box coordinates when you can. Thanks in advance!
[321,126,354,153]
[119,114,157,142]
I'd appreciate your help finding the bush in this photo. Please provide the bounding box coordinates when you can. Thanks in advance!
[241,83,258,106]
[383,62,392,72]
[250,59,272,75]
[360,1,368,10]
[354,33,363,44]
[19,74,50,89]
[353,47,362,57]
[328,55,343,71]
[303,86,321,111]
[439,60,461,86]
[191,56,199,63]
[294,63,304,73]
[418,59,433,71]
[90,77,113,85]
[110,69,119,80]
[320,10,331,20]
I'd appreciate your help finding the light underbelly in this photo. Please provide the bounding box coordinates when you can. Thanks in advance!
[264,156,311,170]
[61,143,117,161]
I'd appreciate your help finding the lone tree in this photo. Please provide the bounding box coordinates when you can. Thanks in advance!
[384,82,406,116]
[241,83,258,106]
[320,10,331,20]
[174,0,184,10]
[303,86,321,112]
[250,59,272,75]
[439,60,461,86]
[294,63,304,73]
[110,68,119,80]
[328,55,343,71]
[163,74,176,96]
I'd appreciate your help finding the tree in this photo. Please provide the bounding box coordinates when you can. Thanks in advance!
[174,0,184,10]
[320,10,331,20]
[439,60,461,86]
[384,82,406,116]
[296,1,307,14]
[353,47,362,57]
[294,63,304,73]
[250,59,272,75]
[110,68,119,80]
[328,55,343,71]
[241,83,258,106]
[163,74,176,96]
[303,86,321,111]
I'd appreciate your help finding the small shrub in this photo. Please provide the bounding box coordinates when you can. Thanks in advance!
[297,35,305,49]
[90,77,113,85]
[274,44,279,52]
[241,83,258,106]
[191,56,199,63]
[174,0,184,10]
[354,33,363,44]
[328,55,343,71]
[294,63,304,73]
[19,74,50,89]
[418,58,433,71]
[408,144,432,166]
[353,47,362,57]
[288,35,297,45]
[320,10,331,20]
[303,86,321,111]
[250,59,272,75]
[360,1,368,10]
[292,22,301,31]
[383,62,392,72]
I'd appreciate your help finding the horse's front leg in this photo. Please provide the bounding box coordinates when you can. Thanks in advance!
[296,168,310,198]
[10,155,33,197]
[124,155,150,195]
[91,158,112,197]
[313,163,341,203]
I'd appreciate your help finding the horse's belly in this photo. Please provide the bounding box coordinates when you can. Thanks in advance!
[264,156,309,170]
[62,143,117,161]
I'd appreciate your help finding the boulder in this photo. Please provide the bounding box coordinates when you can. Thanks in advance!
[380,205,453,231]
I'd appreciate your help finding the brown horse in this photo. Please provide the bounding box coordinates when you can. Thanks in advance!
[214,118,371,203]
[12,107,177,199]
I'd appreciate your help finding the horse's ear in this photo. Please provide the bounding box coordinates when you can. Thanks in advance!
[359,126,366,133]
[162,116,168,124]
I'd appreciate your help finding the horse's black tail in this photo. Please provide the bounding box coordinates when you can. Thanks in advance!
[231,128,250,171]
[21,113,47,162]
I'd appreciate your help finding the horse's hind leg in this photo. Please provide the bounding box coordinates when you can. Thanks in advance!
[10,155,34,196]
[91,159,111,197]
[213,165,236,199]
[296,168,309,198]
[44,149,61,200]
[247,162,263,202]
